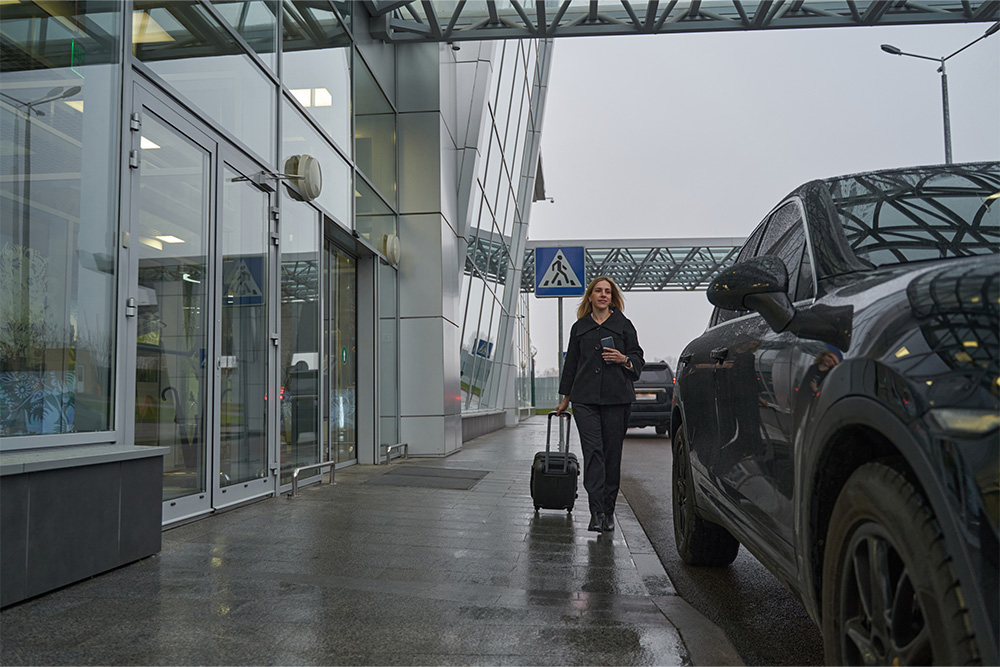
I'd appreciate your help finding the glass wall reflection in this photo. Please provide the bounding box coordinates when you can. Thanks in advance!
[281,0,351,153]
[220,164,269,487]
[132,0,276,163]
[325,241,356,464]
[0,0,122,437]
[279,202,320,483]
[459,41,541,412]
[133,113,211,501]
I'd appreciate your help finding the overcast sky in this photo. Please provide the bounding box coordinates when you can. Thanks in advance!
[526,21,1000,374]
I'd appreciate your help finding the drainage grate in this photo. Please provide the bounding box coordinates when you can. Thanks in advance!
[365,466,489,490]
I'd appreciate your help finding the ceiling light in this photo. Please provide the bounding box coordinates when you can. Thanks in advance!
[140,237,163,251]
[155,235,184,244]
[64,100,84,112]
[291,89,312,107]
[313,88,332,107]
[132,11,175,44]
[141,137,160,149]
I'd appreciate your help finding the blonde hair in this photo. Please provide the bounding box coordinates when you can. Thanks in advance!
[577,276,625,320]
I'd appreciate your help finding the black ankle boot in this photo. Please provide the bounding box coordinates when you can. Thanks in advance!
[602,512,615,532]
[589,512,605,532]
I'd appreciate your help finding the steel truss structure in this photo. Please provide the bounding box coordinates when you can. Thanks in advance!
[464,234,746,292]
[365,1,998,43]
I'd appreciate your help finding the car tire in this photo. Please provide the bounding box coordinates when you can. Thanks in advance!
[655,424,668,435]
[671,422,740,566]
[821,461,981,666]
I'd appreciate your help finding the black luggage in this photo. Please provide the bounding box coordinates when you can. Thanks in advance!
[531,412,579,512]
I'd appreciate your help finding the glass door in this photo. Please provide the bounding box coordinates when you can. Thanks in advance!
[129,83,277,522]
[214,152,274,507]
[324,240,357,465]
[129,86,215,523]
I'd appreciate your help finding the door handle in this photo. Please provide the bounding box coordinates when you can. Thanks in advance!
[711,347,729,362]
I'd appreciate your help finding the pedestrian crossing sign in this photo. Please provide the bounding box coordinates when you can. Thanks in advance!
[535,246,585,297]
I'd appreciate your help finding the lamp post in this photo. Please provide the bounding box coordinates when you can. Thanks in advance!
[881,22,999,164]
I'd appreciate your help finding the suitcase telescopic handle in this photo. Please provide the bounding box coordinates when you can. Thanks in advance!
[546,412,572,454]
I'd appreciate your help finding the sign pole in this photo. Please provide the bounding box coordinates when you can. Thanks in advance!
[533,244,584,443]
[557,296,564,442]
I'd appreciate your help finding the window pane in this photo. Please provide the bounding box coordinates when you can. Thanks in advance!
[282,98,351,224]
[355,55,395,204]
[279,201,320,483]
[355,177,396,248]
[281,0,351,152]
[0,0,122,437]
[212,0,279,72]
[133,1,276,162]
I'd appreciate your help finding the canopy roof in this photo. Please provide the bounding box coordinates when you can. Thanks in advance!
[366,0,998,42]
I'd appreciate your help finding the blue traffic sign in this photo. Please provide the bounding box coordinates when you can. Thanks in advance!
[535,246,585,297]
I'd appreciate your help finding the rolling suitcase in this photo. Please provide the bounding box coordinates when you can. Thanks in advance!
[531,412,579,512]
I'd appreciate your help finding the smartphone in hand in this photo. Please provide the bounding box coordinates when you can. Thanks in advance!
[601,336,615,365]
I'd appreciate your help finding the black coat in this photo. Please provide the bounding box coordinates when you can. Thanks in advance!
[559,309,645,405]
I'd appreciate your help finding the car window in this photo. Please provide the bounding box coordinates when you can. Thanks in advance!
[827,164,1000,266]
[756,201,814,301]
[714,221,768,326]
[638,366,672,383]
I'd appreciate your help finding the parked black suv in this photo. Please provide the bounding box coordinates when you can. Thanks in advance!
[629,361,673,435]
[672,162,999,665]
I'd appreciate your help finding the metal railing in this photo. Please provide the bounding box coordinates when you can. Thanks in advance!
[382,442,408,464]
[288,461,335,497]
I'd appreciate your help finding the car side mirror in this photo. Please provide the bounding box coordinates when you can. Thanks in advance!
[708,256,795,332]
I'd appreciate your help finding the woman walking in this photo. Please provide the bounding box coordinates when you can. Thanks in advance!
[554,276,644,533]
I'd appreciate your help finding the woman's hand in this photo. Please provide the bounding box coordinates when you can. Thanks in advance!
[602,347,629,366]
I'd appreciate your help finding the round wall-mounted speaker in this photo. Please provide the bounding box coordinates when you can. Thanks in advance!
[380,233,401,265]
[283,154,323,202]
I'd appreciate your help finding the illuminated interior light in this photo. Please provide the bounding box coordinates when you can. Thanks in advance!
[925,380,933,386]
[291,89,312,107]
[313,87,332,107]
[962,341,979,348]
[140,137,160,149]
[140,237,163,250]
[955,351,973,363]
[894,346,910,358]
[64,100,84,112]
[182,273,200,284]
[988,192,1000,201]
[132,11,175,44]
[155,235,184,244]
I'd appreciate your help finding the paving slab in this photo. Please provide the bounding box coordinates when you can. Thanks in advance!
[0,416,743,666]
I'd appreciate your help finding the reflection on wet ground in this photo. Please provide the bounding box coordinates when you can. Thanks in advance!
[0,418,740,666]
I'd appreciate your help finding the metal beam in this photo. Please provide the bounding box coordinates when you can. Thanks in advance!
[370,0,997,43]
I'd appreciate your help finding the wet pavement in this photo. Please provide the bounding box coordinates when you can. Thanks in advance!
[0,416,743,666]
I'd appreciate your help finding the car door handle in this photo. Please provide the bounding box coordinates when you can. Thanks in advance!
[711,347,729,362]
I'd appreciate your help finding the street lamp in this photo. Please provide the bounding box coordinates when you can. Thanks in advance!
[881,21,1000,164]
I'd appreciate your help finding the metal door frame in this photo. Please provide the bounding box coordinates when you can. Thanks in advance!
[126,78,279,524]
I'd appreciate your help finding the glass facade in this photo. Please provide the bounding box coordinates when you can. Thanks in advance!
[459,40,542,413]
[1,1,122,437]
[1,0,548,523]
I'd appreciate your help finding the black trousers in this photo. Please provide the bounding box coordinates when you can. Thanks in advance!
[571,403,630,516]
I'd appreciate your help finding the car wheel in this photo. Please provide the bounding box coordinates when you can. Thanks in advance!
[655,424,668,435]
[822,462,980,666]
[671,422,740,566]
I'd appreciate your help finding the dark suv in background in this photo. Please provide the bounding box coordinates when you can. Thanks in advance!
[629,361,673,435]
[671,162,999,665]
